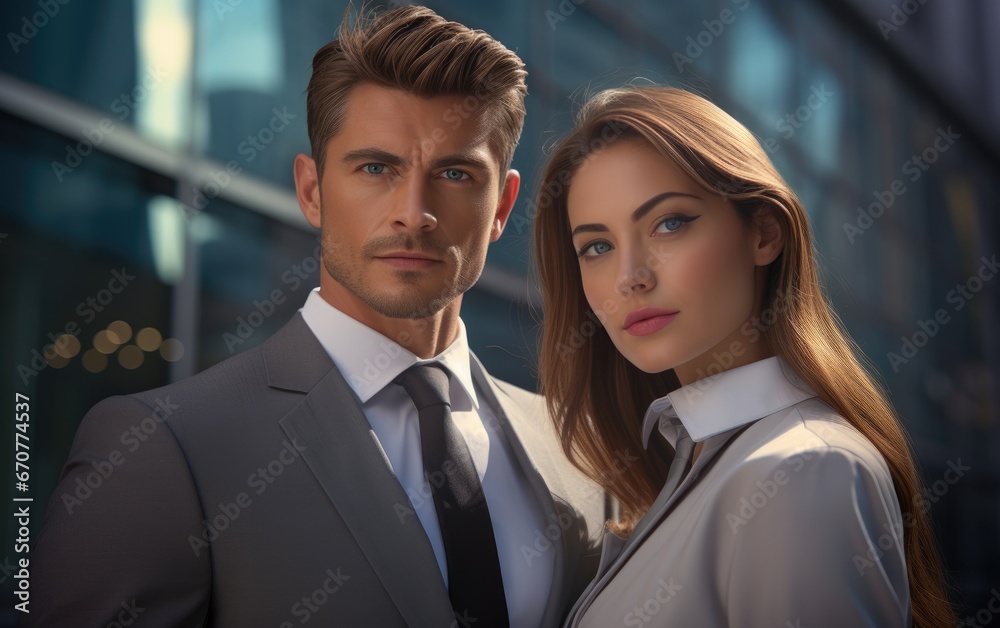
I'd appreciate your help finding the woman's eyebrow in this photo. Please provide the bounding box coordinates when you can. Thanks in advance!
[630,191,702,223]
[571,191,702,237]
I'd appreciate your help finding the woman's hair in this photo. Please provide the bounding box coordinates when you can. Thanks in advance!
[306,5,527,181]
[532,85,953,626]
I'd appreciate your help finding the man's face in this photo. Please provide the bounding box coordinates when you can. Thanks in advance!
[301,83,517,322]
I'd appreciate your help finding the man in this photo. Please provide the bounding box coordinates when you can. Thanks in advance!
[26,6,604,628]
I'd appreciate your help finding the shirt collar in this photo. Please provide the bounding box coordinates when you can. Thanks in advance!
[641,356,816,449]
[299,288,479,408]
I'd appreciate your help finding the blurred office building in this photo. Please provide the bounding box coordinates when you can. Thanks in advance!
[1,0,996,622]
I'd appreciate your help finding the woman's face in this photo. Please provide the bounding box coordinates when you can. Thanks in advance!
[566,138,778,384]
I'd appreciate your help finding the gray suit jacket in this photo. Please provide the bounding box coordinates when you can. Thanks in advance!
[27,313,604,627]
[566,398,910,627]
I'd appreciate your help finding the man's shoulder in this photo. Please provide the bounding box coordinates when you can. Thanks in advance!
[126,343,255,411]
[488,375,544,407]
[115,313,331,431]
[477,364,606,522]
[467,352,544,417]
[130,341,267,409]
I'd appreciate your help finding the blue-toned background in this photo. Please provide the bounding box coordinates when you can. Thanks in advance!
[1,0,997,623]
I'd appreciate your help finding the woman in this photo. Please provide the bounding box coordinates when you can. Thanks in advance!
[532,86,953,626]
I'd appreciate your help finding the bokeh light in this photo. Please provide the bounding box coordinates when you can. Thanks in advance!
[108,320,133,344]
[136,327,163,352]
[160,338,184,362]
[118,345,144,369]
[82,349,108,373]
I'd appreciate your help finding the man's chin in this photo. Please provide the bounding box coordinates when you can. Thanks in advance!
[363,292,454,320]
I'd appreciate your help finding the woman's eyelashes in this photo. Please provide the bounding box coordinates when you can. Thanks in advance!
[654,214,700,233]
[577,240,612,258]
[576,214,701,259]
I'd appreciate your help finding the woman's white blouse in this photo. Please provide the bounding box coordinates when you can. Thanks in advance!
[569,357,911,627]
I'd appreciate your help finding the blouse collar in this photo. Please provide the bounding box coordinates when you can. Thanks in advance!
[641,356,817,450]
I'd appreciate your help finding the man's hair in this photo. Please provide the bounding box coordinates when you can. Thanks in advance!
[306,5,528,181]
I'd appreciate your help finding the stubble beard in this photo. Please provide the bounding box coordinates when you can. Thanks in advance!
[321,231,484,320]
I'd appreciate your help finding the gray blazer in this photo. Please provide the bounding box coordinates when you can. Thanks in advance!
[566,398,910,627]
[27,313,604,627]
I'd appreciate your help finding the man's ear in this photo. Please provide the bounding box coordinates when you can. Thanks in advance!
[490,169,520,242]
[751,205,784,266]
[294,153,322,229]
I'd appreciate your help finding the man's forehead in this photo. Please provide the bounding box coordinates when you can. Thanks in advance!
[337,84,498,163]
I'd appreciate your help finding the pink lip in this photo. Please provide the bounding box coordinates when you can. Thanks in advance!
[623,307,679,336]
[375,251,442,270]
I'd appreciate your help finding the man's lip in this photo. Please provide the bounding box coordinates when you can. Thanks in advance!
[622,307,680,329]
[374,251,443,271]
[374,251,442,262]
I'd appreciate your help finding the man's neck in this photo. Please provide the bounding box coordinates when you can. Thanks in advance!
[317,277,462,359]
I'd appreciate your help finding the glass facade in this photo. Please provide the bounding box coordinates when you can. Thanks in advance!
[1,0,996,621]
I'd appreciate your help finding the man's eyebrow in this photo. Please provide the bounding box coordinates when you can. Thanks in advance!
[340,149,493,174]
[341,148,406,167]
[570,191,702,237]
[431,153,493,173]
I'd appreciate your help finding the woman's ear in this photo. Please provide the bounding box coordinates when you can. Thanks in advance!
[751,205,784,266]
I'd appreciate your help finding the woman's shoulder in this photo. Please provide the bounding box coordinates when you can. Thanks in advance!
[713,397,896,499]
[742,397,886,466]
[702,401,911,626]
[705,397,904,549]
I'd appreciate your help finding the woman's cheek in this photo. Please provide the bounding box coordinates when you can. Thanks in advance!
[675,239,728,295]
[679,238,752,324]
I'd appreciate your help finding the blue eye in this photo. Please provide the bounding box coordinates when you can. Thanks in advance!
[363,163,386,175]
[442,169,467,181]
[578,240,612,258]
[655,215,698,233]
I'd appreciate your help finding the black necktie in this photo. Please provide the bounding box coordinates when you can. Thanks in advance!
[394,363,510,627]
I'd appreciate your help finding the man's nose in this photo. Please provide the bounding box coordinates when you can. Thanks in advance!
[388,174,437,232]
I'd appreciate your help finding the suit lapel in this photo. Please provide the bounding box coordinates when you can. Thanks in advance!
[618,422,754,562]
[617,466,699,560]
[566,475,700,627]
[568,423,754,625]
[264,315,454,627]
[468,353,574,628]
[564,464,706,628]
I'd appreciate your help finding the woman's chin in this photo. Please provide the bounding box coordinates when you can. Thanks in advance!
[621,351,680,375]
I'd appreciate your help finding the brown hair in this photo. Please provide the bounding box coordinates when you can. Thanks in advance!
[532,85,954,626]
[306,4,527,181]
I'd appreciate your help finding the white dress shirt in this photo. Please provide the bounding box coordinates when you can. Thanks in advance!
[571,356,911,627]
[299,289,553,626]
